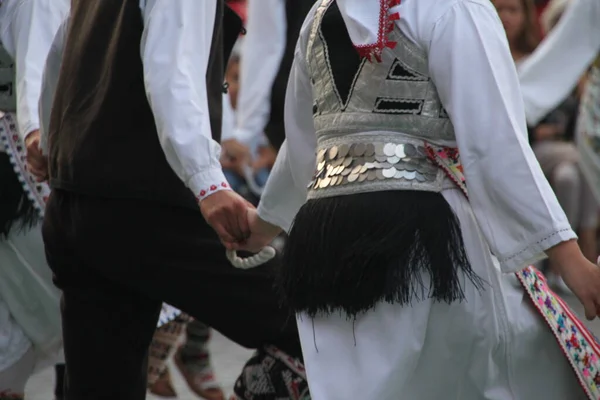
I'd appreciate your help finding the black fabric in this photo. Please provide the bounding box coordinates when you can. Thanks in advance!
[319,3,364,107]
[264,0,316,151]
[48,0,242,210]
[0,152,39,238]
[42,190,302,399]
[280,191,484,318]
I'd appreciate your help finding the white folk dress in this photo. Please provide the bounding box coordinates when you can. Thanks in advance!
[255,0,593,398]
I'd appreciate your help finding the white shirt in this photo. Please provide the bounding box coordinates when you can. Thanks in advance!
[519,0,600,126]
[233,0,286,146]
[0,0,69,141]
[40,0,231,200]
[257,0,574,273]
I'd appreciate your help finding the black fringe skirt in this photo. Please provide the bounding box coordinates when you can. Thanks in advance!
[279,190,484,318]
[0,152,40,238]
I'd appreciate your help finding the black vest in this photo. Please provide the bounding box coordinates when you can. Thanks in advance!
[48,0,242,210]
[263,0,316,151]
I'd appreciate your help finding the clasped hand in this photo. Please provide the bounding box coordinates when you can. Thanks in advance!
[200,190,282,253]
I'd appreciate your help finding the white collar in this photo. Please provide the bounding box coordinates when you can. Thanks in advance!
[336,0,402,62]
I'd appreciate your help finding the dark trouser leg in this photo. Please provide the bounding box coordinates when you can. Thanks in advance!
[54,363,65,400]
[43,193,162,400]
[43,191,301,398]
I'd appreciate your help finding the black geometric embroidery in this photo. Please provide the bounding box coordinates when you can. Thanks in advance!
[374,97,424,115]
[387,59,428,81]
[320,3,365,108]
[440,107,449,118]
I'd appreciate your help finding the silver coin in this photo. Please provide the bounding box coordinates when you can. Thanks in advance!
[387,155,400,164]
[367,170,377,181]
[342,157,353,167]
[382,167,397,178]
[341,167,352,176]
[320,177,331,187]
[351,165,362,175]
[364,143,375,157]
[404,171,417,180]
[317,161,325,171]
[364,155,376,162]
[383,143,396,157]
[348,173,359,183]
[359,164,368,174]
[415,172,426,182]
[338,144,350,158]
[341,176,349,185]
[353,143,367,156]
[365,162,376,169]
[374,143,386,156]
[358,173,368,182]
[376,169,386,180]
[306,180,315,189]
[314,179,320,189]
[328,146,338,160]
[317,149,326,162]
[375,154,388,162]
[377,162,392,169]
[417,146,427,156]
[395,144,406,159]
[404,144,417,157]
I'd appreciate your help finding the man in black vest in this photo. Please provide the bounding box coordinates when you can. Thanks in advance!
[37,1,305,398]
[226,0,316,167]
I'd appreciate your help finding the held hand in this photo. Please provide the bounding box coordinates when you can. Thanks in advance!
[200,190,252,247]
[230,208,282,253]
[547,240,600,320]
[24,130,48,182]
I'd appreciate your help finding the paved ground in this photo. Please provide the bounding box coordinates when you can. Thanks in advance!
[25,292,600,400]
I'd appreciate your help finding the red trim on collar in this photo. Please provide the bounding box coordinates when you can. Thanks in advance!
[354,0,401,63]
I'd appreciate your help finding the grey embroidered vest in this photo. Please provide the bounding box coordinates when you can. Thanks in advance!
[305,0,456,200]
[0,44,16,112]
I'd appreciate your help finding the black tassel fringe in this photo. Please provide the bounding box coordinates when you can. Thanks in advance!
[279,190,485,318]
[0,152,41,239]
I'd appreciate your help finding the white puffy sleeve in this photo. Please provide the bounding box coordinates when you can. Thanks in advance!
[427,0,576,272]
[256,11,317,232]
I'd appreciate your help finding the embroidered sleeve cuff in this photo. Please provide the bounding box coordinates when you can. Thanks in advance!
[188,168,232,203]
[498,224,578,273]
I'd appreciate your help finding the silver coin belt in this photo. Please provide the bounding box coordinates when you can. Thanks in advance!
[307,136,454,199]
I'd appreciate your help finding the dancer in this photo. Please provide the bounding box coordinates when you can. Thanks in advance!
[38,1,306,399]
[519,0,600,199]
[0,0,68,398]
[229,0,600,398]
[232,0,316,152]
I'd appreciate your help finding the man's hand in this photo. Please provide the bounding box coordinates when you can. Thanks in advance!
[24,130,48,182]
[200,190,252,247]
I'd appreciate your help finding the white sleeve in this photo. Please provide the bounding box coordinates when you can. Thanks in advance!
[233,0,287,146]
[428,0,576,272]
[140,0,231,201]
[0,0,69,141]
[257,40,317,232]
[39,17,69,154]
[518,0,600,126]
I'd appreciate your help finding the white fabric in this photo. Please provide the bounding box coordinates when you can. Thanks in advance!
[519,0,600,126]
[0,0,69,140]
[297,189,584,400]
[257,0,583,396]
[0,300,31,374]
[140,0,230,199]
[257,0,575,273]
[233,0,287,147]
[336,0,400,49]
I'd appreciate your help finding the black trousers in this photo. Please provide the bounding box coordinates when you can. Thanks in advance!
[42,190,301,399]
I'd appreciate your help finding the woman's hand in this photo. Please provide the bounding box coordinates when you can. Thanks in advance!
[226,208,282,253]
[547,240,600,320]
